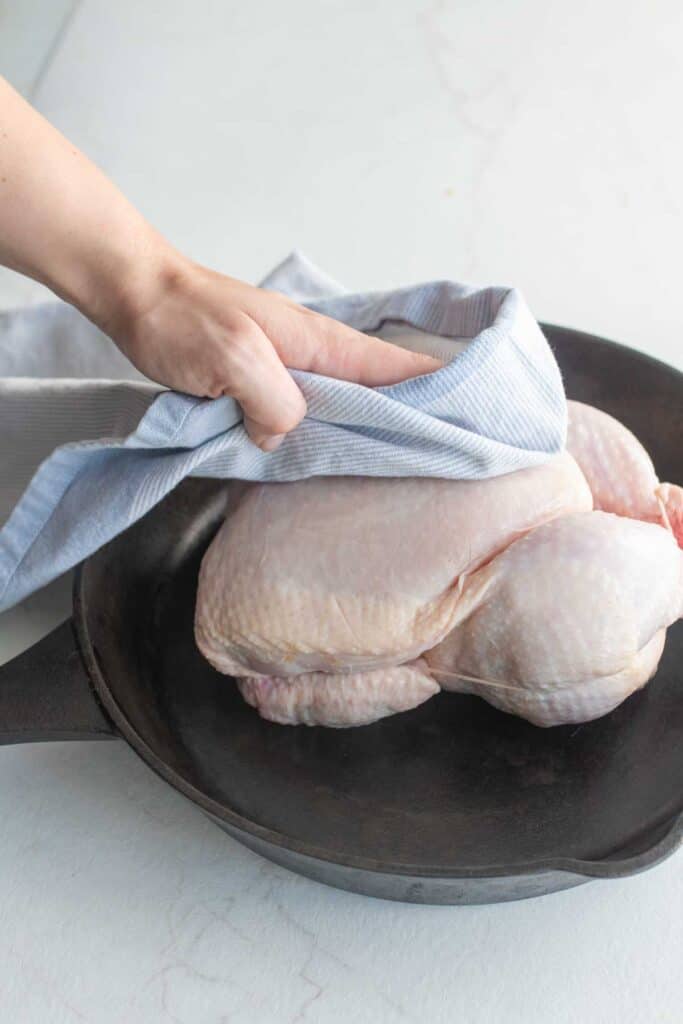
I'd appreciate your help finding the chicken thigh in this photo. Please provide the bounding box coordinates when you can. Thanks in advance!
[426,512,682,725]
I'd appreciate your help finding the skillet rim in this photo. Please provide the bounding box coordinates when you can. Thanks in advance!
[72,324,683,884]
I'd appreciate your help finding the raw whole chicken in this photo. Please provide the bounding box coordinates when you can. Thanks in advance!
[195,402,683,728]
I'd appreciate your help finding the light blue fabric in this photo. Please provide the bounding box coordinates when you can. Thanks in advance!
[0,252,567,611]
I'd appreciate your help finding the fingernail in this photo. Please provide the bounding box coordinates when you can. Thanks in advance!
[258,433,286,452]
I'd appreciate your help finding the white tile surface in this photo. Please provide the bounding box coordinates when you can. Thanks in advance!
[0,0,77,97]
[0,722,681,1024]
[0,0,79,308]
[0,1,682,1022]
[23,0,683,370]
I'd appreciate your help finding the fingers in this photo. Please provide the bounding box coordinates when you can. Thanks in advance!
[260,304,443,386]
[215,286,443,451]
[223,315,307,449]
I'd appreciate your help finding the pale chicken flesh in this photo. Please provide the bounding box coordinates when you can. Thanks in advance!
[567,400,683,544]
[195,402,683,728]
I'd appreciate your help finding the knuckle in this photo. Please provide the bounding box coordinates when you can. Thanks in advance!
[231,318,260,349]
[205,380,225,399]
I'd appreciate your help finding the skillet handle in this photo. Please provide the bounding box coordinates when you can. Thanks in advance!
[0,619,115,744]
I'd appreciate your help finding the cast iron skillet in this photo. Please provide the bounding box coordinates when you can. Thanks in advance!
[0,326,681,905]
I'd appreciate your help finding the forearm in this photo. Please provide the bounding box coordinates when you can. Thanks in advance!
[0,76,178,332]
[0,76,440,447]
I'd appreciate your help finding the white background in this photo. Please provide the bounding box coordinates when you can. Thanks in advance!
[0,2,681,1021]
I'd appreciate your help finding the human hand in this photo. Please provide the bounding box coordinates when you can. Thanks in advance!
[111,257,442,450]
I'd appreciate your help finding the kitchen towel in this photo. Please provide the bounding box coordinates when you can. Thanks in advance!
[0,251,567,611]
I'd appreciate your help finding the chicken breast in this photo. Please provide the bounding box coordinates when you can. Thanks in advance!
[195,451,592,680]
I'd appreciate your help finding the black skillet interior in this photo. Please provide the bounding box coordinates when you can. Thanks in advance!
[79,326,683,872]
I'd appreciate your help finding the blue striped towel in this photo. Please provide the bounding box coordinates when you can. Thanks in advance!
[0,252,566,612]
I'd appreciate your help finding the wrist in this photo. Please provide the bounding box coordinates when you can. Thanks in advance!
[75,229,191,346]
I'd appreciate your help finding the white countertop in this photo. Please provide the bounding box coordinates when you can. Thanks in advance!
[0,2,681,1021]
